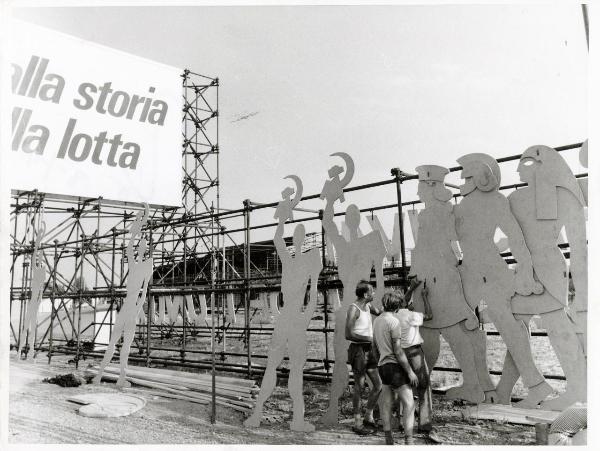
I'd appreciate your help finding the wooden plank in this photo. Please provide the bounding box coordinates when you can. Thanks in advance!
[89,367,255,400]
[128,386,250,413]
[191,392,254,410]
[134,378,253,409]
[88,371,208,404]
[126,386,250,412]
[97,365,257,394]
[100,364,253,391]
[89,369,252,402]
[135,378,253,410]
[463,404,559,425]
[90,371,252,412]
[86,369,190,392]
[126,388,210,406]
[125,363,257,388]
[106,371,252,402]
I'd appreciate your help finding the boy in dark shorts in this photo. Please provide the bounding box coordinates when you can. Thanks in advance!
[345,280,382,435]
[372,291,419,445]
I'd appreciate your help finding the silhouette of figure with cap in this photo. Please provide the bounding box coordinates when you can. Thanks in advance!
[410,165,497,404]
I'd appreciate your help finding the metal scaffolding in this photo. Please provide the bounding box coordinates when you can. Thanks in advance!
[8,85,586,392]
[9,70,224,366]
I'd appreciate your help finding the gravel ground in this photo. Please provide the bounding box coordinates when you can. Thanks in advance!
[9,352,537,445]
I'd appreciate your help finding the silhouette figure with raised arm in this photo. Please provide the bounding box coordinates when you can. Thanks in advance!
[244,175,322,432]
[93,203,153,389]
[319,153,387,426]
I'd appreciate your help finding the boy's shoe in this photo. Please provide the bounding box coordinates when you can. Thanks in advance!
[363,418,378,430]
[405,435,416,445]
[422,429,442,444]
[417,426,440,439]
[352,425,375,436]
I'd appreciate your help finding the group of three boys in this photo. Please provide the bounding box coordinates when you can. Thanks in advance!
[346,278,433,445]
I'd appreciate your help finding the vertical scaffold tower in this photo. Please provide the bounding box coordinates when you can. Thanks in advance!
[9,69,222,359]
[183,70,219,218]
[156,70,221,286]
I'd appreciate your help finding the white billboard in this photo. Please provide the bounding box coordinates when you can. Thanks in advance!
[7,20,183,206]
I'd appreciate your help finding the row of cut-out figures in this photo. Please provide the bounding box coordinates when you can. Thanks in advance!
[245,145,587,432]
[19,144,586,426]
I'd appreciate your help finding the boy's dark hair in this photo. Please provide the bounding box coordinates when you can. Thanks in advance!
[355,280,372,298]
[382,292,402,312]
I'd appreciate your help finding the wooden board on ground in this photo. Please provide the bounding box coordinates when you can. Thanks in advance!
[125,363,257,388]
[463,404,559,425]
[91,366,255,400]
[98,364,257,392]
[88,370,253,412]
[125,387,210,406]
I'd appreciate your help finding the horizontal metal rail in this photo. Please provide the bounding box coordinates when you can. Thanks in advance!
[11,143,583,396]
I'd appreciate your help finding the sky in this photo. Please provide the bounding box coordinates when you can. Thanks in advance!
[7,3,590,244]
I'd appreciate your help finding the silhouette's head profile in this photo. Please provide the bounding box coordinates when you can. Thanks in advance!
[345,204,361,234]
[520,145,585,219]
[293,223,306,251]
[457,153,501,195]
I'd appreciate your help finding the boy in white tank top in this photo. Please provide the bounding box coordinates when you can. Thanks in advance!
[345,280,382,434]
[395,277,434,435]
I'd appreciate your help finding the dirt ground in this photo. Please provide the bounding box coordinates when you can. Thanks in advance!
[9,353,537,445]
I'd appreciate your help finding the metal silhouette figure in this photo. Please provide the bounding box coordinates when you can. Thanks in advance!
[19,221,47,359]
[454,153,552,408]
[497,145,587,410]
[244,176,322,432]
[318,153,387,426]
[93,204,153,389]
[410,165,496,404]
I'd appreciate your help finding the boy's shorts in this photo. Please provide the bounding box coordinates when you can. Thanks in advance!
[347,342,378,375]
[377,345,430,389]
[378,362,411,388]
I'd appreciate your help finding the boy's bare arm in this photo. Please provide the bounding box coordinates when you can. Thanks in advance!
[421,286,433,321]
[369,303,382,316]
[404,277,422,302]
